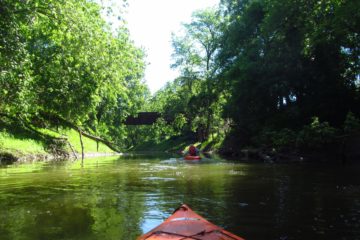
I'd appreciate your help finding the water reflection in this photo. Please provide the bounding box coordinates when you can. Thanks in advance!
[0,155,360,239]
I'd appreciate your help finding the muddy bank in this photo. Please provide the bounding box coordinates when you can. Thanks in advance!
[0,151,55,164]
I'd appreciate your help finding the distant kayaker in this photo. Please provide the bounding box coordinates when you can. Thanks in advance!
[184,145,200,156]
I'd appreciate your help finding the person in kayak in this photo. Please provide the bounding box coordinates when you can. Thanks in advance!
[186,145,200,156]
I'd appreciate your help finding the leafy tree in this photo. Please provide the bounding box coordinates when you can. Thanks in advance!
[0,0,44,115]
[219,0,360,146]
[0,0,147,149]
[343,112,360,133]
[171,7,225,140]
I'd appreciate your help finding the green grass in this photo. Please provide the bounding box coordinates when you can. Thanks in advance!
[34,127,113,152]
[0,123,113,156]
[0,130,46,154]
[65,129,113,153]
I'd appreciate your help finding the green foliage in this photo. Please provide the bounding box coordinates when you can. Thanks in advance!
[343,112,360,133]
[0,0,147,149]
[173,114,187,133]
[2,0,359,154]
[218,0,360,149]
[296,117,338,150]
[164,7,226,141]
[0,0,37,115]
[255,128,297,151]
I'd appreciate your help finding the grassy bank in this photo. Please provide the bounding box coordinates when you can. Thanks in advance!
[0,123,114,163]
[0,131,46,155]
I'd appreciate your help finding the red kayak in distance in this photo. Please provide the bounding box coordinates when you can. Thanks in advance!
[184,155,201,160]
[137,204,245,240]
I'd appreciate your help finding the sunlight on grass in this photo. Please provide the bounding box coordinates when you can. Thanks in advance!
[0,131,45,154]
[33,127,113,153]
[64,129,113,153]
[0,127,114,156]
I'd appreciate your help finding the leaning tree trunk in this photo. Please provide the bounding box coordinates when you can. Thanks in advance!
[78,128,84,163]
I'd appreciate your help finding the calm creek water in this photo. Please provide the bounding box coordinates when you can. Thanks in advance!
[0,153,359,240]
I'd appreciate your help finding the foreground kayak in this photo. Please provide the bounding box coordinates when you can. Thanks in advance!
[137,204,244,240]
[184,155,201,160]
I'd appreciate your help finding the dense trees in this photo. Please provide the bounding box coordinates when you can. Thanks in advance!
[147,8,227,143]
[219,0,360,147]
[1,0,359,153]
[0,0,147,148]
[143,0,360,153]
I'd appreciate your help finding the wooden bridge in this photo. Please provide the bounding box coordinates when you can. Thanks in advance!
[124,112,166,125]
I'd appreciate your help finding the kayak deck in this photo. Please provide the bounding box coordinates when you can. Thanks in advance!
[137,204,244,240]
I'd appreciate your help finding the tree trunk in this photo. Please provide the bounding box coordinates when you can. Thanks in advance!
[78,128,84,163]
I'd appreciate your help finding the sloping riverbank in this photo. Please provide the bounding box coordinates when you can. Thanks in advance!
[0,127,118,164]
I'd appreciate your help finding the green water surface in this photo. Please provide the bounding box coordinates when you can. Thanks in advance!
[0,154,359,239]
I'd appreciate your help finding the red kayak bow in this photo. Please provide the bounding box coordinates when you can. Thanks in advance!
[137,204,244,240]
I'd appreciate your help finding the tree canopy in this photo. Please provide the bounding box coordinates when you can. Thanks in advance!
[138,0,360,152]
[1,0,147,148]
[1,0,359,153]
